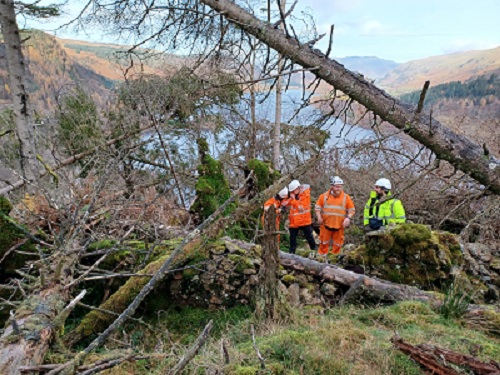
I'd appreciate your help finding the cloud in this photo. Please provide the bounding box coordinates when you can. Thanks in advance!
[304,0,361,12]
[442,39,500,54]
[329,0,362,12]
[359,20,387,35]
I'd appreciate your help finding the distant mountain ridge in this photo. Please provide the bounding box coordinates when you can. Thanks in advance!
[1,30,499,114]
[378,47,500,95]
[337,56,399,80]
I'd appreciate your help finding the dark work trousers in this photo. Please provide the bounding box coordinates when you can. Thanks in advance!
[289,225,317,254]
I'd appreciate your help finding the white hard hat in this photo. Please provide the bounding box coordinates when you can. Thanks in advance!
[330,176,344,185]
[375,178,392,190]
[288,180,301,191]
[278,187,289,199]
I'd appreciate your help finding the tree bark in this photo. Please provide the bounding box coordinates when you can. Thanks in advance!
[392,335,500,375]
[0,248,79,375]
[0,290,65,375]
[198,0,500,194]
[279,252,441,304]
[273,0,285,170]
[255,208,280,321]
[279,252,495,317]
[0,0,38,191]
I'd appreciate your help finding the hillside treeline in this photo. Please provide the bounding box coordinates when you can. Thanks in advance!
[400,73,500,106]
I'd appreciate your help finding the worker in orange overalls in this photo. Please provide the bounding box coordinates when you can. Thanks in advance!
[263,187,290,241]
[287,180,317,255]
[315,176,355,261]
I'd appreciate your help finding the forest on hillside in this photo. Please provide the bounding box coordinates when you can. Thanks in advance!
[400,73,500,106]
[0,0,499,374]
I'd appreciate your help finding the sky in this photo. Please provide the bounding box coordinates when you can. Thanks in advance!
[28,0,500,63]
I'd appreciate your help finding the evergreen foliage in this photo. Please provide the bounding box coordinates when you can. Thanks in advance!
[118,67,241,122]
[56,86,103,156]
[400,73,500,106]
[247,159,280,192]
[191,138,232,221]
[15,3,60,18]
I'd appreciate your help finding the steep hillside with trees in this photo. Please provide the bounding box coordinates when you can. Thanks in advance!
[0,30,113,112]
[399,73,500,156]
[59,38,188,81]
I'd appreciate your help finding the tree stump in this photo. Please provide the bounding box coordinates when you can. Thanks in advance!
[255,208,281,321]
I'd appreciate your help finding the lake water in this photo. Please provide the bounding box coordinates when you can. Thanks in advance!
[143,88,376,160]
[239,88,375,147]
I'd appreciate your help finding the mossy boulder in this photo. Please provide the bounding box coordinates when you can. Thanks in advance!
[344,224,463,290]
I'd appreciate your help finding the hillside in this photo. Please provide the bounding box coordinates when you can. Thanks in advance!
[397,72,500,156]
[295,56,399,93]
[0,31,189,113]
[378,47,500,95]
[0,30,114,112]
[59,37,189,80]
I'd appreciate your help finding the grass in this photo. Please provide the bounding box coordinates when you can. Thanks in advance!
[79,300,499,374]
[439,277,473,319]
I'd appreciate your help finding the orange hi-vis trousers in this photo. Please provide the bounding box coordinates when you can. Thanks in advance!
[318,225,344,255]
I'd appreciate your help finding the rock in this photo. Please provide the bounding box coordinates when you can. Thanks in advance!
[210,296,222,305]
[288,283,300,306]
[320,283,337,297]
[485,285,500,302]
[238,284,250,297]
[299,288,314,304]
[465,243,493,263]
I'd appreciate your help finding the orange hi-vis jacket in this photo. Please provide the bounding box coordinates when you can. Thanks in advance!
[287,185,312,228]
[315,190,355,229]
[263,197,288,226]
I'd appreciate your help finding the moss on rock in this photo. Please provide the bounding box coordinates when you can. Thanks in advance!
[344,224,465,291]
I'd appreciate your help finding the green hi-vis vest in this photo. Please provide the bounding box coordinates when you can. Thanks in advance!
[363,190,406,226]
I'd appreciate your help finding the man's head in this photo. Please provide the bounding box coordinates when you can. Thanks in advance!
[276,187,289,200]
[374,178,391,196]
[288,180,301,194]
[329,176,344,196]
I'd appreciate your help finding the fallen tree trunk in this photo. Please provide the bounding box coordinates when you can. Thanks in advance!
[280,252,500,328]
[199,0,500,194]
[279,252,439,305]
[392,335,500,375]
[0,290,65,375]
